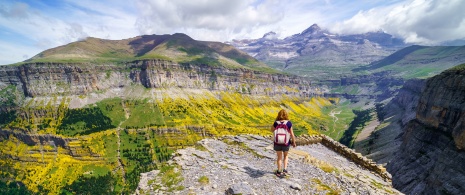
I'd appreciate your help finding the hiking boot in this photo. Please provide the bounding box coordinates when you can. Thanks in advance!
[283,169,289,176]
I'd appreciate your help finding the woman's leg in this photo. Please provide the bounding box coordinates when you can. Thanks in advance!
[276,151,283,171]
[283,151,289,170]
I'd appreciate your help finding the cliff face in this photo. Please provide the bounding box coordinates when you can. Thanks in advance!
[387,65,465,194]
[391,79,426,126]
[0,59,312,98]
[128,60,310,96]
[0,63,129,97]
[357,79,425,164]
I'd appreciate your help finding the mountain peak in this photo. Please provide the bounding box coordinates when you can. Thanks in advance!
[262,31,278,39]
[301,24,321,35]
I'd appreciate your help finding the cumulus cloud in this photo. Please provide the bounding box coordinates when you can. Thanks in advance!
[330,0,465,44]
[2,0,465,64]
[134,0,284,41]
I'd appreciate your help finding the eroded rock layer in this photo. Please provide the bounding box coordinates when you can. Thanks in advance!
[388,65,465,195]
[0,59,312,98]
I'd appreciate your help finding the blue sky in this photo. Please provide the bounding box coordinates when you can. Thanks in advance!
[1,0,464,65]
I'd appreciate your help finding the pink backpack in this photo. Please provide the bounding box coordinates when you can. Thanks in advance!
[274,121,290,145]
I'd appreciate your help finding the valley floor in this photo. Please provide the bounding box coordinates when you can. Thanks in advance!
[136,135,402,194]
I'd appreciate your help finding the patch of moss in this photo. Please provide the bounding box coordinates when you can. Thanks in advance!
[198,176,209,185]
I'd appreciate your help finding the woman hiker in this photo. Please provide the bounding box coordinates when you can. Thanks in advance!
[271,109,296,177]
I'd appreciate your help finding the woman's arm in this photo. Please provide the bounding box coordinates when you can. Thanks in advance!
[290,127,296,147]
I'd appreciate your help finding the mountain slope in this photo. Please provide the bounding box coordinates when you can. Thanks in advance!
[26,33,274,72]
[358,45,465,78]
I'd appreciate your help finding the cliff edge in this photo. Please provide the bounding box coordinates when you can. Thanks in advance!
[136,135,401,194]
[387,64,465,194]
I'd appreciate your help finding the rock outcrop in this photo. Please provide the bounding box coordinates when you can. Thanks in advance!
[0,60,312,98]
[0,129,74,148]
[136,135,401,194]
[387,64,465,194]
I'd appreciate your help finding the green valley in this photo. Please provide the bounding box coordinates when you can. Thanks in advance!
[0,89,355,194]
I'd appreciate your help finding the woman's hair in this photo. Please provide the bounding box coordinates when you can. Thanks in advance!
[275,109,289,121]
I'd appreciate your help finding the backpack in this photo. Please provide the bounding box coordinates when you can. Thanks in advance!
[274,121,290,145]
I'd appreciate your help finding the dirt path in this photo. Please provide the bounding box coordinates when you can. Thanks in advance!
[328,109,342,138]
[329,109,341,122]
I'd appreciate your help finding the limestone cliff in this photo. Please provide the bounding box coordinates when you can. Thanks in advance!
[0,59,312,98]
[354,79,425,164]
[387,64,465,194]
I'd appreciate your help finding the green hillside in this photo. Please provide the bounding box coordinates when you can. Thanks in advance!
[23,33,277,73]
[357,45,465,79]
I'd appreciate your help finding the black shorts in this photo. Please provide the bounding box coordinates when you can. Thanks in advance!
[274,144,290,152]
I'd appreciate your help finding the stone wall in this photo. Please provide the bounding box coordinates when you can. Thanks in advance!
[265,134,392,182]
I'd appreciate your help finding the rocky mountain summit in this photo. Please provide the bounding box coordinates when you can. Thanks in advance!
[228,24,406,78]
[136,135,401,195]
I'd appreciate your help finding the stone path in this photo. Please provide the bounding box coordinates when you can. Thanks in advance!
[136,135,402,195]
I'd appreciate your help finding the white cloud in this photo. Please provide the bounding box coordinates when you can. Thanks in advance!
[1,0,464,65]
[330,0,465,44]
[134,0,285,41]
[0,0,139,64]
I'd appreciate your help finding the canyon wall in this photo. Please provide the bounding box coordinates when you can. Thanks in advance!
[0,60,312,98]
[387,65,465,194]
[353,79,425,164]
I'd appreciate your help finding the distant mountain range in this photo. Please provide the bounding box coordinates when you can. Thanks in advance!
[228,24,407,79]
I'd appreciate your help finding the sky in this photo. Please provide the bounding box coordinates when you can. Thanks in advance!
[1,0,465,65]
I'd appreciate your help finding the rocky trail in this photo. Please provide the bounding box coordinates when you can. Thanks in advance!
[135,135,401,195]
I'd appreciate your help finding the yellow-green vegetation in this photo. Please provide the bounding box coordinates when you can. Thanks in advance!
[318,162,336,173]
[311,178,341,195]
[339,108,374,148]
[371,179,395,194]
[320,99,356,140]
[157,165,185,192]
[0,135,112,194]
[0,91,356,194]
[198,175,209,185]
